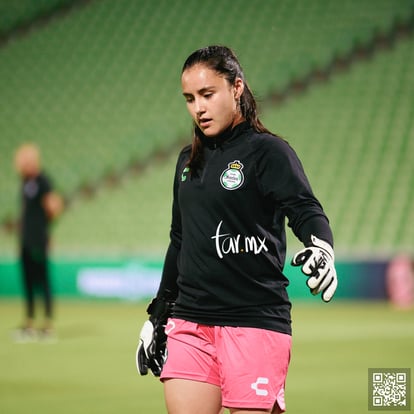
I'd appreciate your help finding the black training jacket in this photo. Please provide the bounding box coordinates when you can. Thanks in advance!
[158,122,333,335]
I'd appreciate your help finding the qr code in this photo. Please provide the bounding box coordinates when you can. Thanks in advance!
[369,368,411,411]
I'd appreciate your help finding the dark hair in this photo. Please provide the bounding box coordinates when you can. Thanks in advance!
[182,45,274,173]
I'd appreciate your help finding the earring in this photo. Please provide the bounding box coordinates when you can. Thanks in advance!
[236,98,242,111]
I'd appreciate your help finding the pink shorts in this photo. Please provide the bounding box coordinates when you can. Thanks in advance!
[160,318,291,411]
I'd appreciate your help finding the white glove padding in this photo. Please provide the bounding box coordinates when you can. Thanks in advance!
[136,295,174,377]
[291,235,338,302]
[136,320,167,377]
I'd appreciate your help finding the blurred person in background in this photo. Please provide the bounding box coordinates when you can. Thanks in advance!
[386,254,414,309]
[136,45,338,413]
[14,143,63,341]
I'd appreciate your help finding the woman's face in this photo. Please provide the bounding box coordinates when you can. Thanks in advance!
[181,64,244,137]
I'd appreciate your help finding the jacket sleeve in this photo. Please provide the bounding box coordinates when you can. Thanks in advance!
[155,152,185,300]
[257,136,333,247]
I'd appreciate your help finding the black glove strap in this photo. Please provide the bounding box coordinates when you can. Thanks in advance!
[147,290,175,325]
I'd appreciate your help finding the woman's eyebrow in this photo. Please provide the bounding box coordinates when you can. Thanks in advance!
[198,86,215,94]
[182,86,215,96]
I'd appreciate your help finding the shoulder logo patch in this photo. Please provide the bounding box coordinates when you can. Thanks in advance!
[181,167,190,182]
[220,160,244,190]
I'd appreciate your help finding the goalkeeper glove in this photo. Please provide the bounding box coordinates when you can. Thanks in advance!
[136,294,174,377]
[291,235,338,302]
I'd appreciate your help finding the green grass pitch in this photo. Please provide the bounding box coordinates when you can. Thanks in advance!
[0,299,413,413]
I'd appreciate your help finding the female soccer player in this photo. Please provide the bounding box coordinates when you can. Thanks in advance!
[137,45,338,414]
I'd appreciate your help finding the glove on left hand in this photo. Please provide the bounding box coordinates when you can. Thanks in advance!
[291,235,338,302]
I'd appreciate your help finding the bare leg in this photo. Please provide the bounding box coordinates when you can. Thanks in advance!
[229,403,282,414]
[164,378,222,414]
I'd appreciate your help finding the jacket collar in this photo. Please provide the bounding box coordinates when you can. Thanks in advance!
[198,121,250,149]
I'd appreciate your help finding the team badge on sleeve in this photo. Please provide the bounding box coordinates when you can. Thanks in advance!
[220,160,245,190]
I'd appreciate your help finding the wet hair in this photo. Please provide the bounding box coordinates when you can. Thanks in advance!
[182,45,274,173]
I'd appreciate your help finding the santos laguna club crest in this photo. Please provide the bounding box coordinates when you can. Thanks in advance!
[220,160,244,190]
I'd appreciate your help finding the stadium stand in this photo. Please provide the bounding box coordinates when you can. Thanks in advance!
[0,0,79,36]
[0,0,413,257]
[263,35,414,255]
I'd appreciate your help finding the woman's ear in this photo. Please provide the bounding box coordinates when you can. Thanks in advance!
[234,77,244,100]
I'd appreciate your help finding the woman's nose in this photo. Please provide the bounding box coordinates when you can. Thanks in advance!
[195,99,205,115]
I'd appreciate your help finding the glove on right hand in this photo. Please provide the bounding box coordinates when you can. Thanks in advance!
[136,296,174,377]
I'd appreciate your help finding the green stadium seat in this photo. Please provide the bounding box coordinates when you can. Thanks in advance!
[0,0,413,256]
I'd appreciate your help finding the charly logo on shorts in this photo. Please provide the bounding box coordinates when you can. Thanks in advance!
[251,377,269,396]
[220,160,244,190]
